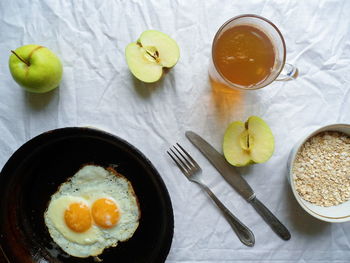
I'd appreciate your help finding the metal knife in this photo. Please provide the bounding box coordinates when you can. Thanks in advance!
[186,131,291,241]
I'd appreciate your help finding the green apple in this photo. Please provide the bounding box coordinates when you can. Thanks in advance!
[223,116,275,167]
[125,30,180,83]
[9,44,63,93]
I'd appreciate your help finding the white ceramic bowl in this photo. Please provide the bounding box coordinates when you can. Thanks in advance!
[287,123,350,223]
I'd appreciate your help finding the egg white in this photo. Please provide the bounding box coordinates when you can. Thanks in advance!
[45,196,102,244]
[44,165,140,258]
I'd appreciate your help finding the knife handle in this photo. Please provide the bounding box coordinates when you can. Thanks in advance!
[250,197,291,240]
[200,184,255,247]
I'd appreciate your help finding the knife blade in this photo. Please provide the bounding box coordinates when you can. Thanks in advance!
[186,131,291,241]
[185,131,255,201]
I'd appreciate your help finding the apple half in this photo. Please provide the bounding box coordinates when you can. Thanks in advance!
[125,30,180,83]
[223,116,275,167]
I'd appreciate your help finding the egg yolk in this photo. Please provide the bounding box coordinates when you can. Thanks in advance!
[92,198,120,228]
[64,202,92,233]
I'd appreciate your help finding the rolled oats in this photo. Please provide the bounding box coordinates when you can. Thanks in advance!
[292,131,350,207]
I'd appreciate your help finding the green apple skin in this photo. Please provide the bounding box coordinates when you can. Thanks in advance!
[9,44,63,93]
[223,116,274,167]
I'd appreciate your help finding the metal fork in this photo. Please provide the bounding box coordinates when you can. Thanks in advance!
[167,143,255,247]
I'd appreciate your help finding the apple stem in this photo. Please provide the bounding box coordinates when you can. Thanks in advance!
[11,50,30,66]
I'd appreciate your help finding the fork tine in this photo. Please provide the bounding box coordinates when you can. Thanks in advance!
[169,147,190,170]
[167,150,189,177]
[176,143,200,169]
[173,144,194,169]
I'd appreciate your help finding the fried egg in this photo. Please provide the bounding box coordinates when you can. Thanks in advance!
[44,165,140,258]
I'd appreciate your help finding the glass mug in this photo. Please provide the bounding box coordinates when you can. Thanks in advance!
[209,14,297,90]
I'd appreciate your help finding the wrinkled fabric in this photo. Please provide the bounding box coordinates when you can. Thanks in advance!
[0,0,350,262]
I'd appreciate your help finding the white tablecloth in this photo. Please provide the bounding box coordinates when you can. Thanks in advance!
[1,0,350,262]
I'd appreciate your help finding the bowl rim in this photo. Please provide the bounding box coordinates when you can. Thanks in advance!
[288,123,350,223]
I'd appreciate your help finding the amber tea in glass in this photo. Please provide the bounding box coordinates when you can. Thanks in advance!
[210,14,297,90]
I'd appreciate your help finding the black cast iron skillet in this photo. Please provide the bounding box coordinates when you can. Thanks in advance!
[0,127,174,263]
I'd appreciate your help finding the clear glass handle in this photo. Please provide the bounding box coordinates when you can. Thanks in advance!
[276,63,298,81]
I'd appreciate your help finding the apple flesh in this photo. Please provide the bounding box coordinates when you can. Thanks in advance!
[125,30,180,83]
[9,44,63,93]
[223,116,275,167]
